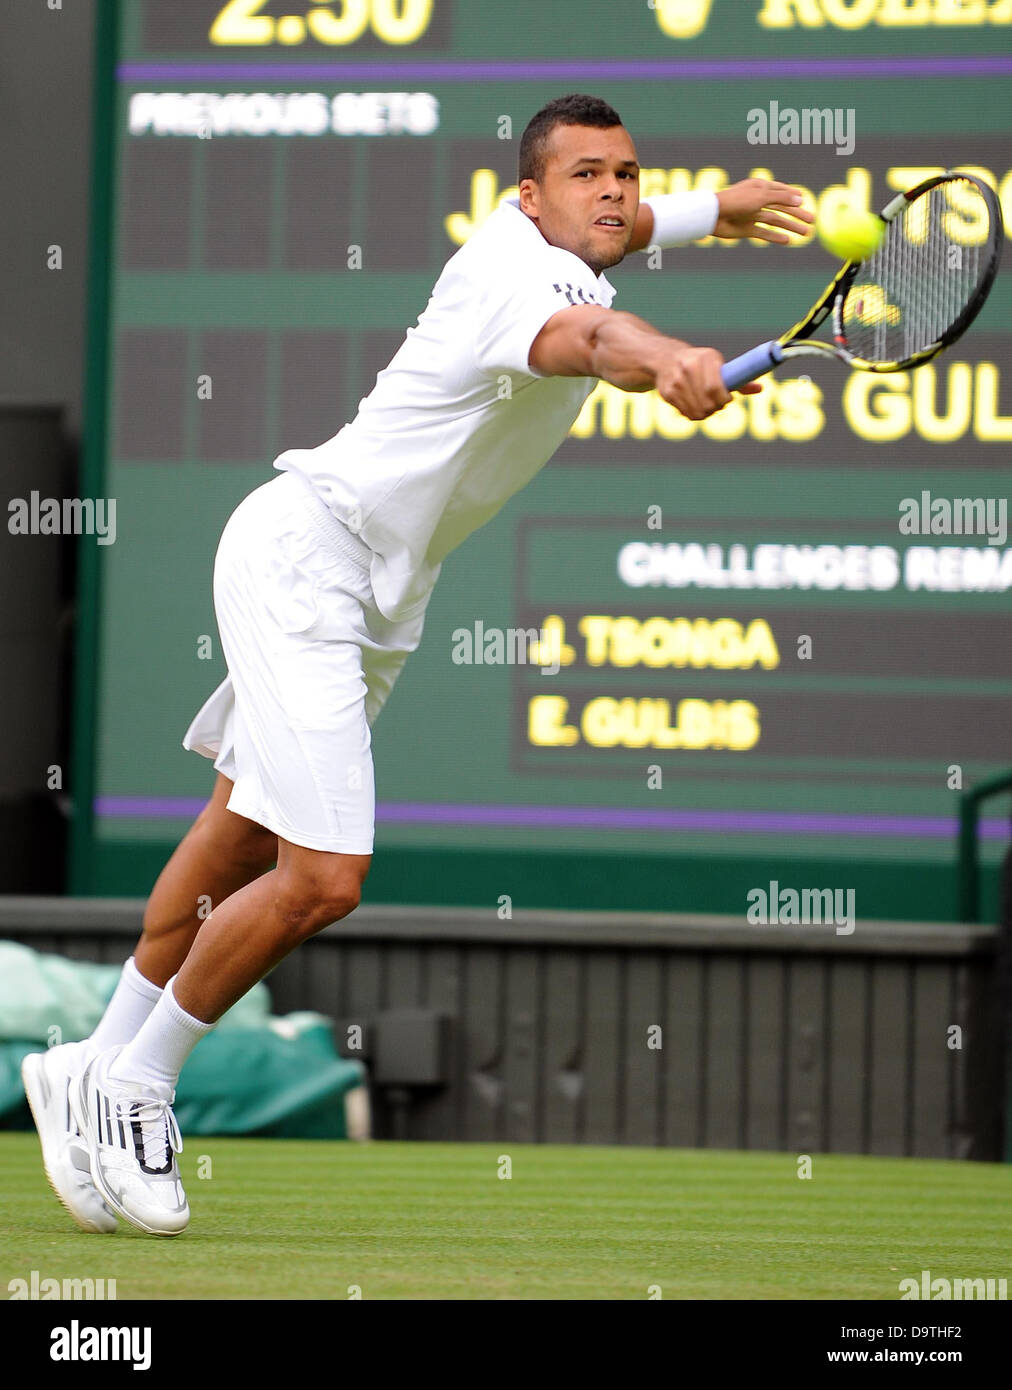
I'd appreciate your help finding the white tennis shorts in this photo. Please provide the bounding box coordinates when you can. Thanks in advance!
[182,469,427,854]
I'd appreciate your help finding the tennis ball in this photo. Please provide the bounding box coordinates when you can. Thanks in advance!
[817,205,885,262]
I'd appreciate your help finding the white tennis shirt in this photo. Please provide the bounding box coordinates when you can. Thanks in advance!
[272,195,616,621]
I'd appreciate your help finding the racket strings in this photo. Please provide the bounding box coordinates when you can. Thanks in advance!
[842,180,985,364]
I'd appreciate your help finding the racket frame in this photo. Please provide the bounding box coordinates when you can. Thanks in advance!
[721,171,1004,387]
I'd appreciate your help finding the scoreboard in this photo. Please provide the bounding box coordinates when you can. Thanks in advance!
[73,0,1012,918]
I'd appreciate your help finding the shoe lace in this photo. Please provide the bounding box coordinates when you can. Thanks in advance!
[115,1094,182,1169]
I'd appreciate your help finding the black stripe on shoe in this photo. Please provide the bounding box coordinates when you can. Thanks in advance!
[129,1105,173,1176]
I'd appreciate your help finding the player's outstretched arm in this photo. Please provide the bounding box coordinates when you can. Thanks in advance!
[528,305,760,421]
[627,179,813,253]
[712,179,814,243]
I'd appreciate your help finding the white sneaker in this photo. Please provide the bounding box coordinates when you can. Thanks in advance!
[21,1041,118,1235]
[70,1045,189,1237]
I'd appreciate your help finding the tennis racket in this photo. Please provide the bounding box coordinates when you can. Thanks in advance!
[721,171,1003,390]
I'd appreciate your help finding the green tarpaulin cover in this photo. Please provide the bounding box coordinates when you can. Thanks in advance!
[0,942,363,1139]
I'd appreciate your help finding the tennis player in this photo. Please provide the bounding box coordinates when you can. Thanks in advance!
[23,94,812,1235]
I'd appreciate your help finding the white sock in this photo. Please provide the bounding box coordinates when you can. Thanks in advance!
[108,976,213,1092]
[88,956,163,1054]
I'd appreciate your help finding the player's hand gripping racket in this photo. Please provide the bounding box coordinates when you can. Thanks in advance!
[721,172,1003,390]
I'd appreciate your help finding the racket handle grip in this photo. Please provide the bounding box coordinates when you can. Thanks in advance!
[721,340,785,390]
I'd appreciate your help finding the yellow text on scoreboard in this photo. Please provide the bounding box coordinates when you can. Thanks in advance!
[528,695,762,751]
[533,614,781,670]
[570,363,1012,445]
[446,165,1012,247]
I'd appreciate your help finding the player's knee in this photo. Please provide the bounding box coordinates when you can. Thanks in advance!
[313,876,362,925]
[274,873,362,940]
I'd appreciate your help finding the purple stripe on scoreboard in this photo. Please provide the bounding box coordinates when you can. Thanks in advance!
[94,796,1008,841]
[116,57,1012,83]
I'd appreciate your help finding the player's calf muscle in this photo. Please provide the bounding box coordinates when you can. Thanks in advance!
[137,809,277,971]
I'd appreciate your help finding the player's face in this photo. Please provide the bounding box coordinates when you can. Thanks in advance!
[520,123,640,275]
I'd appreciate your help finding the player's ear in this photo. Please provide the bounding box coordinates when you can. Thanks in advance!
[518,178,539,217]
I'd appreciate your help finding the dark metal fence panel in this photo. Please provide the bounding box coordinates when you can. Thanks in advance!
[826,960,866,1155]
[0,898,1000,1159]
[746,956,786,1151]
[911,959,951,1159]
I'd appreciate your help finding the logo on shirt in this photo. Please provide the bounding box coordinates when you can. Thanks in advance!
[553,282,599,306]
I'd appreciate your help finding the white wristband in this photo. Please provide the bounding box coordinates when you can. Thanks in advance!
[642,191,719,248]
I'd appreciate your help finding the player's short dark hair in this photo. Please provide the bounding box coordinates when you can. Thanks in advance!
[518,93,624,184]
